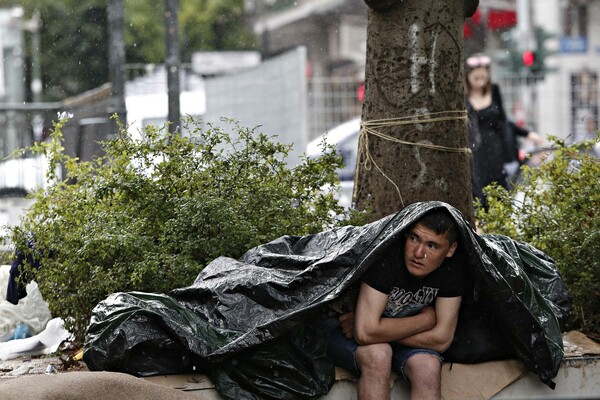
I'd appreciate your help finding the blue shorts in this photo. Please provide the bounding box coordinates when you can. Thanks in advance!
[317,318,443,379]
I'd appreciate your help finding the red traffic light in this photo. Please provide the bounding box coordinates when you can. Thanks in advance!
[522,50,536,67]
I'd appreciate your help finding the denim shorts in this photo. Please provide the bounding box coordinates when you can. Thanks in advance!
[317,317,443,379]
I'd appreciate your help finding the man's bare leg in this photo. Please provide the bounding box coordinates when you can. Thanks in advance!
[403,353,442,400]
[355,343,393,400]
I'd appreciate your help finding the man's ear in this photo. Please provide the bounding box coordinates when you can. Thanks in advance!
[446,242,458,258]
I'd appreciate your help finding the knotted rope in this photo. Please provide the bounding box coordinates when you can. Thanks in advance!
[355,110,470,207]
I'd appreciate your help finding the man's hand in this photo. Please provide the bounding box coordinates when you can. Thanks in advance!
[397,297,462,352]
[339,306,436,340]
[339,312,355,339]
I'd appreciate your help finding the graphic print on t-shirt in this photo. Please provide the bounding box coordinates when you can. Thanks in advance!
[383,286,439,318]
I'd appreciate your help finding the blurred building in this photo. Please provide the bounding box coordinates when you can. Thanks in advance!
[464,0,600,141]
[246,0,367,78]
[533,0,600,142]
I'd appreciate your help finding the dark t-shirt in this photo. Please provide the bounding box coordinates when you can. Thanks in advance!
[363,246,465,318]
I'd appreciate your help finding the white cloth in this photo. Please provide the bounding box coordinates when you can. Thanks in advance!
[0,318,71,361]
[0,265,52,341]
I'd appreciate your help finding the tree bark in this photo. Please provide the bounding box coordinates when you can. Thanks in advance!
[355,0,474,224]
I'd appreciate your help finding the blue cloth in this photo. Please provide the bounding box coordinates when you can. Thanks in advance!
[6,238,41,305]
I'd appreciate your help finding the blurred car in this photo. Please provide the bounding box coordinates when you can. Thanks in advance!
[306,118,360,208]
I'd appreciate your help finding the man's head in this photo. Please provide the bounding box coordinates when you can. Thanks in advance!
[404,210,459,278]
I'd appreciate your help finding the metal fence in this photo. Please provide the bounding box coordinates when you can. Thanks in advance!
[495,73,543,132]
[122,66,557,143]
[0,85,114,195]
[494,71,598,142]
[307,76,363,140]
[307,74,553,139]
[0,105,60,196]
[0,105,60,161]
[1,69,580,195]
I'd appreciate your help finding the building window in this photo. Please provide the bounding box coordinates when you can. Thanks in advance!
[571,70,598,143]
[562,0,588,38]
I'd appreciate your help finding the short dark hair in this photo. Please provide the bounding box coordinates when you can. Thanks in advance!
[417,209,459,244]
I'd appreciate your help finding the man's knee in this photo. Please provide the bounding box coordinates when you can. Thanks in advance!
[356,343,393,373]
[403,353,441,384]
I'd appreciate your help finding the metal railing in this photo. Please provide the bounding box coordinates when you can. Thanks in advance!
[307,76,363,140]
[0,103,60,160]
[0,103,61,194]
[1,71,573,194]
[495,73,543,131]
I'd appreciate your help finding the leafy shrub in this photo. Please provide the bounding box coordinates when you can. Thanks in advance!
[4,116,365,341]
[476,136,600,334]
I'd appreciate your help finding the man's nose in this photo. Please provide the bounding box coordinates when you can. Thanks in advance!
[414,244,426,258]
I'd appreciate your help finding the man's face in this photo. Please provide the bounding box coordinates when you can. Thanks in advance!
[404,222,457,278]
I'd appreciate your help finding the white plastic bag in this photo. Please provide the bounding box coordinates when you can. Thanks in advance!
[0,265,52,340]
[0,318,71,361]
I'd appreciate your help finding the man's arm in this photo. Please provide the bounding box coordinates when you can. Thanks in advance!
[397,296,461,352]
[353,283,436,345]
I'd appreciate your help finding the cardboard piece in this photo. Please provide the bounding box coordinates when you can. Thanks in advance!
[440,360,527,400]
[336,360,528,400]
[562,330,600,356]
[142,331,600,399]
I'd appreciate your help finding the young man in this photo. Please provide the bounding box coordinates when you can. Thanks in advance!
[321,209,465,400]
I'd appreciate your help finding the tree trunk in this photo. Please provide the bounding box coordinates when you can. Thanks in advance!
[355,0,475,224]
[165,0,181,135]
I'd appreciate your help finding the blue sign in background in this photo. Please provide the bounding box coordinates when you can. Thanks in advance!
[560,37,588,53]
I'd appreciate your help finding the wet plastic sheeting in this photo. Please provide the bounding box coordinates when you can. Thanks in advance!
[465,234,571,386]
[84,292,240,372]
[207,325,334,400]
[168,216,406,359]
[84,201,571,398]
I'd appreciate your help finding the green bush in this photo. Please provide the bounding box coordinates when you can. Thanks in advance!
[476,136,600,334]
[4,116,365,342]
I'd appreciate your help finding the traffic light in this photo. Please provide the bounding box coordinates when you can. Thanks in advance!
[522,48,542,79]
[522,50,536,68]
[521,27,558,81]
[499,27,558,80]
[520,49,541,84]
[510,27,558,82]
